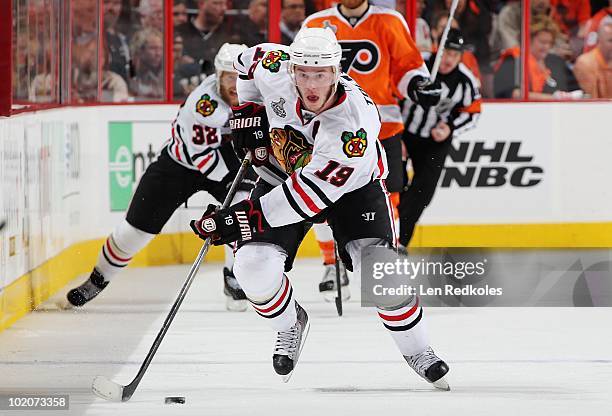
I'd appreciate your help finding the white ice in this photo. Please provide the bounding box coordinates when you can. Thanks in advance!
[1,259,611,416]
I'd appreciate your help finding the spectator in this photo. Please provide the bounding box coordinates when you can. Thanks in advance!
[490,0,520,55]
[550,0,591,37]
[280,0,305,45]
[494,15,578,99]
[550,0,591,60]
[102,41,131,102]
[104,0,131,81]
[490,0,556,57]
[415,0,433,52]
[140,0,164,30]
[129,28,164,100]
[173,34,204,99]
[175,0,241,74]
[574,18,612,97]
[583,0,612,52]
[239,0,268,46]
[173,0,190,27]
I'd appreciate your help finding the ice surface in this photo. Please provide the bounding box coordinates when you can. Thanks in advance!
[1,259,611,415]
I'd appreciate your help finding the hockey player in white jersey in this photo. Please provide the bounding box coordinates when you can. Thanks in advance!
[65,44,254,312]
[190,28,450,388]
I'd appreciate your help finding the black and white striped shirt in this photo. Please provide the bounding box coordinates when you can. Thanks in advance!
[402,54,481,139]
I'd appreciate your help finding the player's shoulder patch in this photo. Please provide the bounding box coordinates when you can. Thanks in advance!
[195,93,218,117]
[341,128,368,158]
[261,50,290,73]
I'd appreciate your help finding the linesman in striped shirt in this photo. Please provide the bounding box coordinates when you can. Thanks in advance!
[398,29,482,248]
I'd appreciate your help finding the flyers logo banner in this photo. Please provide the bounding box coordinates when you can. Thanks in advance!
[339,41,380,74]
[196,94,218,117]
[270,126,313,174]
[261,50,290,73]
[341,128,368,158]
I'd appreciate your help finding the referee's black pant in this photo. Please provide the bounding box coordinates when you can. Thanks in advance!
[398,132,453,247]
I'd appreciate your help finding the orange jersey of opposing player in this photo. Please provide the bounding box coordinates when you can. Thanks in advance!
[304,5,429,140]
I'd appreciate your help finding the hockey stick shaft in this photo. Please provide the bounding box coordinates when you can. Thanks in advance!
[120,153,252,401]
[334,241,343,317]
[429,0,460,83]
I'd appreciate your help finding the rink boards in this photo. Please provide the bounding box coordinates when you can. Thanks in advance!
[1,101,612,330]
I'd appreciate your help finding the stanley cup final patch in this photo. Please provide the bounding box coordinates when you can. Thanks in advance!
[271,98,286,118]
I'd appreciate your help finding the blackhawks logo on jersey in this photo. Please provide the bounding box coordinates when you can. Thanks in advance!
[261,50,290,73]
[270,126,313,174]
[196,94,218,117]
[341,128,368,158]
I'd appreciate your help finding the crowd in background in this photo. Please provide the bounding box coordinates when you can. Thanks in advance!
[11,0,612,104]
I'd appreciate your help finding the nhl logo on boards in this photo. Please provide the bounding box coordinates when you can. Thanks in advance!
[271,98,286,118]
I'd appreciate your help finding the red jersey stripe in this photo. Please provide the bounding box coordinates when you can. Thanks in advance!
[291,173,322,214]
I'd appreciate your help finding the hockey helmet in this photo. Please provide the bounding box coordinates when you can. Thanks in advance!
[289,28,342,88]
[214,43,248,74]
[442,28,465,52]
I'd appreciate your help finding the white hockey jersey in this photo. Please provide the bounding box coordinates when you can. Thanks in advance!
[166,75,233,182]
[234,43,388,228]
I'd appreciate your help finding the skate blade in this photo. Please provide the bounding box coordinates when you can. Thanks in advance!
[225,297,248,312]
[322,287,351,303]
[55,298,76,310]
[432,377,450,391]
[279,319,311,384]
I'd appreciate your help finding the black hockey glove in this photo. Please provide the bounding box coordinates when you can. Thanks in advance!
[190,199,267,245]
[407,76,442,108]
[230,102,270,166]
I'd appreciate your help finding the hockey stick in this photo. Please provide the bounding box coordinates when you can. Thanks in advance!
[429,0,460,83]
[92,153,253,402]
[334,241,343,317]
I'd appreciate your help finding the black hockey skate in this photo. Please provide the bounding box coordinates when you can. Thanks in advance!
[318,263,350,302]
[63,269,109,308]
[404,347,450,390]
[223,267,247,312]
[272,302,310,383]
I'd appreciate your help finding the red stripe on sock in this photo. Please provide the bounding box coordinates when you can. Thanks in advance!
[105,238,131,263]
[252,278,290,314]
[378,299,419,322]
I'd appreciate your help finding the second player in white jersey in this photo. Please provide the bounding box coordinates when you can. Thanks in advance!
[169,74,235,181]
[65,44,254,312]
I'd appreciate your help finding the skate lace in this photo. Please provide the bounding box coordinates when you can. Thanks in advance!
[406,347,439,377]
[274,324,300,359]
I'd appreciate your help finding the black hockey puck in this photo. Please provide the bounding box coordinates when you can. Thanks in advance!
[164,396,185,404]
